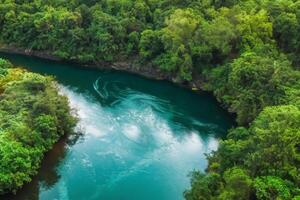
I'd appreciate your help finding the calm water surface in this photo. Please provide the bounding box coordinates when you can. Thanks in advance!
[0,53,234,200]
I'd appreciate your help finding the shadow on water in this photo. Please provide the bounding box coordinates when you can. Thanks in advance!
[1,133,83,200]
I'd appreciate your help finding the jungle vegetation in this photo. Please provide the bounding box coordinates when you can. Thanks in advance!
[0,58,77,194]
[0,0,300,199]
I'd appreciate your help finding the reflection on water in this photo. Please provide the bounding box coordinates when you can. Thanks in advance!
[2,135,81,200]
[0,53,234,200]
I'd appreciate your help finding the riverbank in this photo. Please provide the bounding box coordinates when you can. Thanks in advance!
[0,45,204,91]
[0,59,77,194]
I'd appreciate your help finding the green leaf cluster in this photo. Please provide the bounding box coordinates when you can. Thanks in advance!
[0,60,77,194]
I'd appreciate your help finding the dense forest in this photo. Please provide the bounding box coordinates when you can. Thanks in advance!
[0,0,300,199]
[0,59,77,194]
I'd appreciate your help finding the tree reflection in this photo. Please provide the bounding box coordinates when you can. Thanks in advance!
[1,132,83,200]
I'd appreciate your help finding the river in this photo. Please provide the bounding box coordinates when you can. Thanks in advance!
[0,53,234,200]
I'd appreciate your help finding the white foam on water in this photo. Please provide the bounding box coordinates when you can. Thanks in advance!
[59,85,114,138]
[123,124,141,142]
[207,137,219,152]
[181,132,204,153]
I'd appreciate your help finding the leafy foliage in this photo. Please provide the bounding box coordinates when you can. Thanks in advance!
[206,50,300,124]
[0,60,77,194]
[0,0,300,199]
[185,105,300,199]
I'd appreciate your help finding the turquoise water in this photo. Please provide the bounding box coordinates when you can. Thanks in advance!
[0,53,234,200]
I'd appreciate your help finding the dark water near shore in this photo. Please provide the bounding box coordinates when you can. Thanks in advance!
[0,53,234,200]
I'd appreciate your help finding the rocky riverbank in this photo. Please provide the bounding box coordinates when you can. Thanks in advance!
[0,45,203,91]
